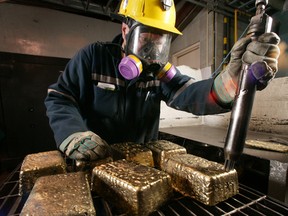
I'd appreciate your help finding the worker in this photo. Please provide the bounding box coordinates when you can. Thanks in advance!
[44,0,280,161]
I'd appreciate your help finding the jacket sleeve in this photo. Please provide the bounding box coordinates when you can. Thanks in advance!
[44,45,94,147]
[161,70,231,115]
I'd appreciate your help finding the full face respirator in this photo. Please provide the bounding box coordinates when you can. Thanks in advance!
[118,23,176,82]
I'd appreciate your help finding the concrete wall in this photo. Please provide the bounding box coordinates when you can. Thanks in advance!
[171,9,230,73]
[171,9,212,70]
[0,3,121,58]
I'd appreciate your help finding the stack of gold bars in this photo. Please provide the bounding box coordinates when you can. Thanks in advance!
[19,140,239,216]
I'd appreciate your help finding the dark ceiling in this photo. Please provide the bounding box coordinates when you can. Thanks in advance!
[3,0,286,33]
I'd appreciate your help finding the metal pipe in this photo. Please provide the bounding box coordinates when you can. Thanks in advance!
[228,0,239,6]
[223,16,229,69]
[238,0,255,9]
[234,9,238,43]
[185,0,234,18]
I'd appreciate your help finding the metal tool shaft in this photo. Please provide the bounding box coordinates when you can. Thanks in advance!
[224,0,273,171]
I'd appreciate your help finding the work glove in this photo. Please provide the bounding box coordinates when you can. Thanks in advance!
[213,32,280,105]
[59,131,111,161]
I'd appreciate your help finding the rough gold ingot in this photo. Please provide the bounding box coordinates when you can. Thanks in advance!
[146,140,187,169]
[246,139,288,152]
[19,150,66,195]
[91,159,173,216]
[111,142,154,167]
[162,154,239,206]
[20,172,96,216]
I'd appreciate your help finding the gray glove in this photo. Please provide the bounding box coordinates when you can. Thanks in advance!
[213,32,280,104]
[59,131,111,161]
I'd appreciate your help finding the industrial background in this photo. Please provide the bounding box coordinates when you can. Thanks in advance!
[0,0,288,214]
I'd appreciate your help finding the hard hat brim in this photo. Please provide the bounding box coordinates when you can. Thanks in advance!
[111,13,182,35]
[130,15,182,35]
[110,13,127,23]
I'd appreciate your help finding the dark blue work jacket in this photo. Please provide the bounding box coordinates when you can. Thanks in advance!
[44,35,229,147]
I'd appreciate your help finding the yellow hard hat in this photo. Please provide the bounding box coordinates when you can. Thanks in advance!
[118,0,182,35]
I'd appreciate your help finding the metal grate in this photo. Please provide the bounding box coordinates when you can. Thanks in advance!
[152,187,288,216]
[1,164,288,216]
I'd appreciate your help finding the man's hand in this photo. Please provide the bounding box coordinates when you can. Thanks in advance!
[242,32,280,90]
[59,131,111,161]
[213,32,280,104]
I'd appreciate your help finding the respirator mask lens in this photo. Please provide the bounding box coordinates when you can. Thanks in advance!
[127,25,172,67]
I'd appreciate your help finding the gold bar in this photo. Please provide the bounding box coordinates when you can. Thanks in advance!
[19,150,66,195]
[246,139,288,152]
[162,154,239,206]
[111,142,154,167]
[20,172,96,216]
[91,159,173,216]
[146,140,187,169]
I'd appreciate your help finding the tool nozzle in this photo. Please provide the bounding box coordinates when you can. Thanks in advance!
[255,0,268,7]
[224,159,235,171]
